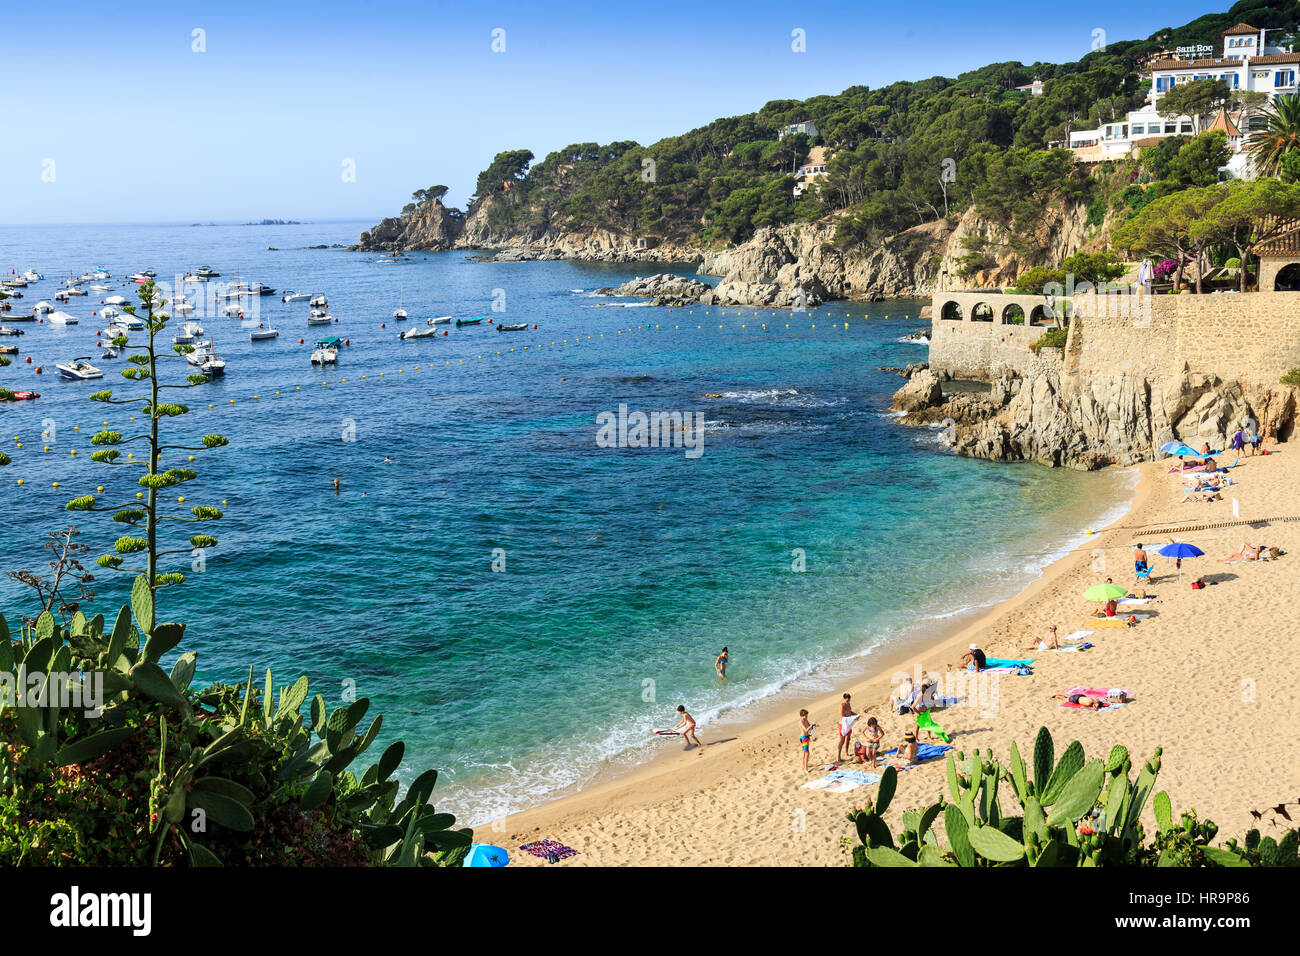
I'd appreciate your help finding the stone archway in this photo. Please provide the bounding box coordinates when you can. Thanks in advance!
[1001,303,1026,325]
[971,302,994,322]
[1275,262,1300,291]
[941,300,963,321]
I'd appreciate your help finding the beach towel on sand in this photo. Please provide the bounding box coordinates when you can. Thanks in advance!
[878,743,954,769]
[803,768,881,792]
[519,839,579,862]
[1067,686,1131,698]
[983,657,1034,668]
[1059,700,1128,712]
[1046,629,1094,651]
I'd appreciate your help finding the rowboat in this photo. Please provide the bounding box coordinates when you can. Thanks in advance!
[427,316,452,326]
[307,313,333,326]
[398,326,438,340]
[249,328,279,341]
[455,318,484,326]
[496,323,528,332]
[282,292,310,303]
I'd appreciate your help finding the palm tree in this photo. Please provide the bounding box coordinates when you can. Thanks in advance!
[1248,94,1300,177]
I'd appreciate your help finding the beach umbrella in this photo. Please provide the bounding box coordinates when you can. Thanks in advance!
[1083,583,1129,602]
[1157,542,1204,582]
[1160,441,1189,455]
[463,843,510,867]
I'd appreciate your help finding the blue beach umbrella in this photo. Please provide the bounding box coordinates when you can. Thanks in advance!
[463,843,510,867]
[1157,542,1204,558]
[1157,542,1204,582]
[1159,441,1188,455]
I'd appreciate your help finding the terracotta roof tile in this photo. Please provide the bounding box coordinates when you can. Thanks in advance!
[1223,23,1260,37]
[1256,217,1300,258]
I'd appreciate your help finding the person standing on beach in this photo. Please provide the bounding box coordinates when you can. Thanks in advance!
[797,709,816,773]
[674,705,703,751]
[1133,543,1148,575]
[837,693,858,762]
[714,647,729,681]
[861,717,884,768]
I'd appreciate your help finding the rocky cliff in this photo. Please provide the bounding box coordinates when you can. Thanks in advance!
[892,365,1298,470]
[351,194,1100,305]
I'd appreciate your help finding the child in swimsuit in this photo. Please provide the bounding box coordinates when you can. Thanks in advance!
[797,709,815,772]
[862,717,883,769]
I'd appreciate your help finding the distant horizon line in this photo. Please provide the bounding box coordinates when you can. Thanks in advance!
[0,216,380,228]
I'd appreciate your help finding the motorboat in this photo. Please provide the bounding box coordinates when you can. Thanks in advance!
[194,266,219,278]
[398,326,438,340]
[5,312,36,322]
[249,327,279,341]
[0,344,17,354]
[53,290,70,301]
[455,318,484,326]
[222,304,245,318]
[282,292,310,303]
[33,300,54,313]
[91,270,110,280]
[65,286,88,296]
[100,347,119,360]
[310,338,339,364]
[307,313,333,326]
[22,270,42,281]
[0,327,24,337]
[47,310,79,326]
[173,322,204,344]
[56,357,103,380]
[186,341,226,376]
[308,295,327,308]
[90,284,112,293]
[427,316,452,326]
[128,273,152,283]
[3,277,27,288]
[2,390,39,401]
[101,306,121,319]
[496,323,528,332]
[103,294,128,306]
[250,283,276,296]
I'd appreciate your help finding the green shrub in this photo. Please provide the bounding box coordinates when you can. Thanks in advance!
[1224,257,1241,270]
[1030,327,1068,354]
[1283,368,1300,387]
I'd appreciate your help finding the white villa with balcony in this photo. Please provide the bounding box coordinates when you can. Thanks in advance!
[1069,22,1298,177]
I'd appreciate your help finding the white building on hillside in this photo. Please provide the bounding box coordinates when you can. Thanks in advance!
[1069,22,1298,177]
[779,120,819,140]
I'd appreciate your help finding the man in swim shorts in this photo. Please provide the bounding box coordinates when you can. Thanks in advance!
[837,693,858,762]
[797,709,816,772]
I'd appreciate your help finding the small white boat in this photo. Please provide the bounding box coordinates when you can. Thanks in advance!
[4,277,27,288]
[186,341,226,376]
[249,328,279,341]
[194,266,219,278]
[56,357,103,380]
[90,284,112,293]
[393,308,407,320]
[173,301,195,314]
[0,326,25,337]
[65,286,88,296]
[310,341,338,364]
[100,325,130,340]
[100,347,119,359]
[282,292,310,303]
[222,304,245,318]
[53,290,70,301]
[399,326,438,340]
[23,270,42,281]
[308,295,327,308]
[173,322,204,344]
[101,306,121,319]
[47,310,79,326]
[91,270,111,280]
[427,315,452,326]
[103,294,128,306]
[307,313,333,326]
[33,300,54,313]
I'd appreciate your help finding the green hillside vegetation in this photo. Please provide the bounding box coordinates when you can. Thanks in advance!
[454,1,1300,251]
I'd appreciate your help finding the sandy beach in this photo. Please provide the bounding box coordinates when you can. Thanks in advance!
[502,448,1300,865]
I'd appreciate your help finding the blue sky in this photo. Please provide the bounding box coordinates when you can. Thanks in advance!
[2,0,1219,224]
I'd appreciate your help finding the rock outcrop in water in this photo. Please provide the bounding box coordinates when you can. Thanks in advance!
[892,365,1299,470]
[594,274,713,307]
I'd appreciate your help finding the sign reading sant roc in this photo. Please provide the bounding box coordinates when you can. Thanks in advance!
[1174,44,1214,58]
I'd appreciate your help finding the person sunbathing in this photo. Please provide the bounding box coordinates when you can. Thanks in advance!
[1093,599,1118,618]
[1225,542,1262,562]
[1050,690,1128,709]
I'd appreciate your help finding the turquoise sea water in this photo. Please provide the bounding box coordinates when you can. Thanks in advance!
[0,222,1131,823]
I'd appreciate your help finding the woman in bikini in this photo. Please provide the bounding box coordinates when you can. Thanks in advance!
[888,731,919,770]
[861,717,884,769]
[714,647,729,680]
